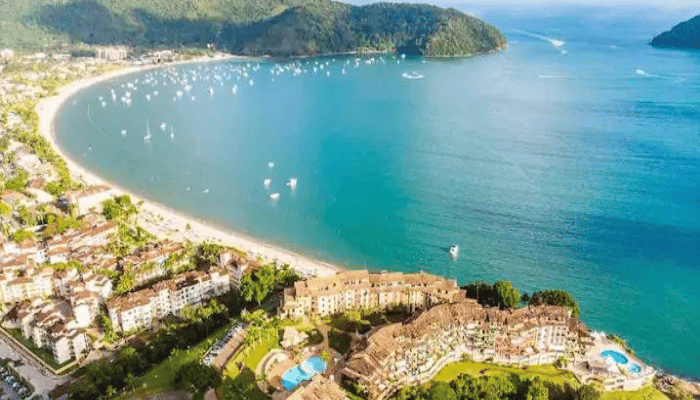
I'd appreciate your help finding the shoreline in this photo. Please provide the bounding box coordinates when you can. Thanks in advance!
[36,55,342,278]
[30,54,700,388]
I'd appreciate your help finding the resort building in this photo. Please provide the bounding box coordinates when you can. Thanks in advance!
[107,268,231,332]
[287,375,347,400]
[342,300,583,400]
[281,270,465,319]
[2,298,89,365]
[218,251,251,289]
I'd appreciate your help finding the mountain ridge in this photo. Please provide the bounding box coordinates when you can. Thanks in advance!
[0,0,506,57]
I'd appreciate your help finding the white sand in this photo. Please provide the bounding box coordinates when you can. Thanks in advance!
[36,56,341,277]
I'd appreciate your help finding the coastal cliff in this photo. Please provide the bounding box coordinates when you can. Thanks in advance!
[651,14,700,49]
[0,0,506,57]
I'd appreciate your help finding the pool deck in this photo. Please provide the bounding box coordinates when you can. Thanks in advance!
[567,338,654,391]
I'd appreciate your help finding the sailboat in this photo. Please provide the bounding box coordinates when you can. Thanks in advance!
[144,120,152,142]
[169,126,175,140]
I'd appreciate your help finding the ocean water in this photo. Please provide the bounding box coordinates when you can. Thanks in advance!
[55,6,700,379]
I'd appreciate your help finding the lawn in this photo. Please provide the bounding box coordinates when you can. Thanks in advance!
[600,386,670,400]
[434,361,578,385]
[220,332,280,400]
[434,361,671,400]
[112,321,234,399]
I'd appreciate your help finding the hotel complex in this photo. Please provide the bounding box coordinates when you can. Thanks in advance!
[107,267,230,332]
[342,300,583,400]
[281,270,465,318]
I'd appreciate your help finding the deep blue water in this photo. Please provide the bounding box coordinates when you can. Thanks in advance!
[55,6,700,379]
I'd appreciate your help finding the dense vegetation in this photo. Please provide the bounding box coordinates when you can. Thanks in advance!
[651,15,700,49]
[462,281,580,317]
[0,0,506,57]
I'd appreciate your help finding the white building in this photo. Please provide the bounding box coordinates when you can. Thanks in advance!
[107,268,231,332]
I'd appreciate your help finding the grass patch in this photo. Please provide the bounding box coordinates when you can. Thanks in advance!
[221,332,279,400]
[433,361,578,386]
[5,329,71,370]
[600,386,670,400]
[328,330,353,354]
[110,321,234,399]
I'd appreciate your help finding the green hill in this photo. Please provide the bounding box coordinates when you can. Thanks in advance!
[0,0,506,57]
[650,14,700,49]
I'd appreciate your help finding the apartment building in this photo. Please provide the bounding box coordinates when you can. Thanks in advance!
[107,268,230,332]
[3,299,89,365]
[281,270,465,319]
[342,300,583,400]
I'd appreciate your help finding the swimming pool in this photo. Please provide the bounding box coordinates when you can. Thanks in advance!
[281,356,327,391]
[601,349,629,365]
[629,363,641,374]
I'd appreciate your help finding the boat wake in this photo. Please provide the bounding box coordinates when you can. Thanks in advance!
[511,29,565,48]
[402,71,424,80]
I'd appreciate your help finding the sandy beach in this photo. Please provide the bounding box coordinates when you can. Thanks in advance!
[36,55,341,278]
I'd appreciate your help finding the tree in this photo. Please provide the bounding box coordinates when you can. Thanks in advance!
[428,382,458,400]
[493,280,520,309]
[576,384,601,400]
[174,361,222,398]
[124,373,137,392]
[529,289,580,317]
[525,377,549,400]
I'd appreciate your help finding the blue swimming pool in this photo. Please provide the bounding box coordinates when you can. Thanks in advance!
[629,363,641,374]
[601,349,629,365]
[281,356,327,391]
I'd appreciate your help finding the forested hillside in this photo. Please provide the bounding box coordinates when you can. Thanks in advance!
[651,14,700,49]
[0,0,506,57]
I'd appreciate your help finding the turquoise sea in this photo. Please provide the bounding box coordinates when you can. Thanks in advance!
[55,6,700,379]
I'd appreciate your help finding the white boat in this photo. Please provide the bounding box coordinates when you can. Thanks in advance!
[286,178,297,190]
[170,127,175,140]
[203,188,210,194]
[232,85,238,95]
[121,129,127,136]
[268,162,275,169]
[160,122,167,131]
[208,87,214,95]
[269,193,280,200]
[449,245,459,258]
[144,120,152,142]
[263,178,271,188]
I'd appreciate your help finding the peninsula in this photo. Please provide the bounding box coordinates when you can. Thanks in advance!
[651,14,700,49]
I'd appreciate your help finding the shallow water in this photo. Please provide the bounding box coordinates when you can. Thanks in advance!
[56,6,700,378]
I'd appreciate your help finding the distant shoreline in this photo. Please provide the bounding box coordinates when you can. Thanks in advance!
[36,54,343,278]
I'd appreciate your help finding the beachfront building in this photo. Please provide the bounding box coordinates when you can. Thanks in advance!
[342,300,582,400]
[107,268,231,332]
[2,298,89,364]
[218,251,251,289]
[281,270,465,319]
[66,185,116,215]
[96,46,129,61]
[120,241,186,286]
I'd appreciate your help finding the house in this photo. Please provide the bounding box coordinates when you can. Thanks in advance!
[96,47,129,61]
